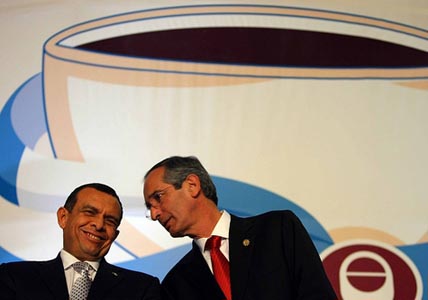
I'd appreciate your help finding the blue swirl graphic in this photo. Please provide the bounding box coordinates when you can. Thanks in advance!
[0,73,426,289]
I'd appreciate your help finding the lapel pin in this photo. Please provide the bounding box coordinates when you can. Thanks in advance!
[242,239,250,247]
[112,271,118,277]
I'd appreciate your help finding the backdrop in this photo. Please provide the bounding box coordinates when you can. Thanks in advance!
[1,1,427,299]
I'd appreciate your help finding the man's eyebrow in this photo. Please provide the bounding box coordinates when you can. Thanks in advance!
[81,204,99,212]
[147,189,161,200]
[105,214,120,225]
[81,204,120,223]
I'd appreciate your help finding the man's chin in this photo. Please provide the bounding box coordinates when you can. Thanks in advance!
[82,246,110,260]
[169,230,184,238]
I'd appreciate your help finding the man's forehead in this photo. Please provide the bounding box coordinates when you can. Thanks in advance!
[76,188,119,207]
[144,167,165,193]
[146,167,166,184]
[77,187,105,201]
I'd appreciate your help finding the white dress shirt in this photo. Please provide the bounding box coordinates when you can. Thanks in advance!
[60,249,100,293]
[195,210,231,273]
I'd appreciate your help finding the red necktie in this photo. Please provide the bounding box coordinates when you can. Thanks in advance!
[205,235,232,300]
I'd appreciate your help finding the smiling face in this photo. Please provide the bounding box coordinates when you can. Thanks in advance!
[57,187,121,261]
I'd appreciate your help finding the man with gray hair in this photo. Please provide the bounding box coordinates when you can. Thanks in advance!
[143,156,336,300]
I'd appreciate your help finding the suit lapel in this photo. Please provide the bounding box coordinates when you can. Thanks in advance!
[183,242,226,300]
[229,215,255,300]
[37,255,69,299]
[88,259,122,300]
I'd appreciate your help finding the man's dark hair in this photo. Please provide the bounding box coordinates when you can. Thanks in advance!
[64,183,123,224]
[145,156,218,204]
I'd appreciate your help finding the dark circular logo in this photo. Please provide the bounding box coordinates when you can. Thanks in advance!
[321,240,422,299]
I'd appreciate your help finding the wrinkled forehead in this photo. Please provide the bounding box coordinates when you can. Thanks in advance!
[143,167,166,197]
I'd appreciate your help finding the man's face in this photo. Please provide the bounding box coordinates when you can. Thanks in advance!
[143,167,197,237]
[57,187,121,261]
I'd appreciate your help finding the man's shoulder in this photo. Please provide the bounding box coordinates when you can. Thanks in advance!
[101,261,159,281]
[1,257,57,268]
[233,209,297,222]
[162,246,200,281]
[166,247,196,270]
[0,257,58,276]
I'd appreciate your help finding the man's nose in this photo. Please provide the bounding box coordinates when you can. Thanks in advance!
[150,206,161,221]
[92,215,105,230]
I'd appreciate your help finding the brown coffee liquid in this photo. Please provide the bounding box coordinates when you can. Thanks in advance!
[78,27,428,67]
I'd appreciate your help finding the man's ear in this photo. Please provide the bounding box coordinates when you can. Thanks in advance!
[186,174,201,197]
[57,207,68,229]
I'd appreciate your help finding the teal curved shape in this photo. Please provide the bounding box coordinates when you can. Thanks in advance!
[0,83,27,205]
[1,76,426,298]
[0,246,22,262]
[118,176,335,280]
[398,243,428,300]
[0,73,48,206]
[214,176,334,252]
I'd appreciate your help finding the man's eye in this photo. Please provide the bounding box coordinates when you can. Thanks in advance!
[153,192,162,202]
[106,219,118,227]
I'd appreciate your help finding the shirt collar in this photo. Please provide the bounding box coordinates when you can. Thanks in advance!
[195,210,231,252]
[60,249,100,272]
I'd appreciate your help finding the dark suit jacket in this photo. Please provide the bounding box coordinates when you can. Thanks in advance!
[0,254,162,300]
[162,210,337,300]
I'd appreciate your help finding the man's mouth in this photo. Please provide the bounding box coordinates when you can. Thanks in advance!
[161,217,172,229]
[84,231,103,241]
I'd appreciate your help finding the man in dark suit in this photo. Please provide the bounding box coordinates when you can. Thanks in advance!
[0,183,162,300]
[143,156,337,300]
